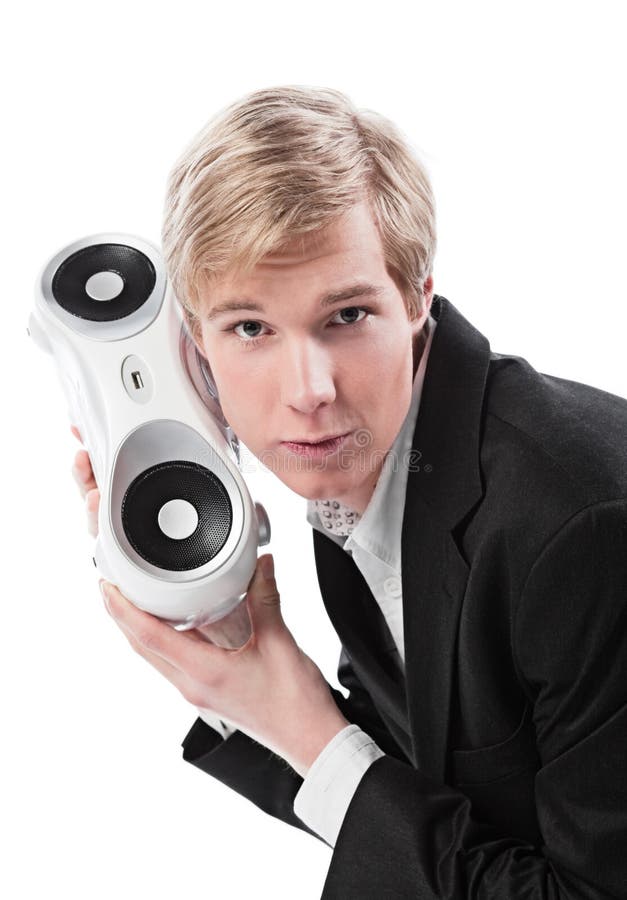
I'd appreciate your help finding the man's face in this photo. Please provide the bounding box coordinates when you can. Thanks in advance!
[194,200,432,514]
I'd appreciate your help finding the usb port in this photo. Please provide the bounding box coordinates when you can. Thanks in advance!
[131,370,144,390]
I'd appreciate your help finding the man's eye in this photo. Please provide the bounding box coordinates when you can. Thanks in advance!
[331,306,369,326]
[232,321,266,340]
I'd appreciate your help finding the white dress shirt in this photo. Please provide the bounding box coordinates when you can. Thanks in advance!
[198,312,437,848]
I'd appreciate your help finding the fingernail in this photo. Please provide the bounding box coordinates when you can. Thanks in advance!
[99,580,110,608]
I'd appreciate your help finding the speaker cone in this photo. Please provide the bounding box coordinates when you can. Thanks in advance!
[121,461,233,571]
[52,243,156,321]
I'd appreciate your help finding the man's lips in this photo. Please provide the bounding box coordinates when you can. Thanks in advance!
[280,432,352,458]
[282,431,350,444]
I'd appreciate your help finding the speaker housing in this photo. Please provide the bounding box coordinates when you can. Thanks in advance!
[29,233,270,631]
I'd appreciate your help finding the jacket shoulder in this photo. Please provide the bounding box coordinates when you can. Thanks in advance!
[483,352,627,502]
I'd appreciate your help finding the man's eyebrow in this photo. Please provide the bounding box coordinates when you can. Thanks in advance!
[204,282,386,321]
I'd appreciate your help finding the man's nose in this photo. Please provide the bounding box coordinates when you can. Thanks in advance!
[280,337,336,414]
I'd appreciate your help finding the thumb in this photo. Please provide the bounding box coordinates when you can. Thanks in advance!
[246,553,283,636]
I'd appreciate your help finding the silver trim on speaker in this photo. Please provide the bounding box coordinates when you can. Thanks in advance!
[108,419,246,582]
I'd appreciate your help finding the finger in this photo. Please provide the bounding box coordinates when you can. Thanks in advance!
[86,488,100,537]
[245,554,284,637]
[72,450,97,498]
[70,424,83,443]
[100,581,228,675]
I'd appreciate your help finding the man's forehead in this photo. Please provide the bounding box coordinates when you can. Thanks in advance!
[197,202,390,317]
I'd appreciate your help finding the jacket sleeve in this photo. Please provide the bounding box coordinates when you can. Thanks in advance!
[180,645,410,844]
[320,499,627,899]
[181,707,330,843]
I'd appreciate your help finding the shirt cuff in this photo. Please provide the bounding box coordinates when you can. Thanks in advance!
[195,707,237,740]
[293,724,385,848]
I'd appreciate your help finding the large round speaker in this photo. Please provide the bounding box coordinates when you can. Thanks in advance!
[121,460,233,571]
[51,243,156,322]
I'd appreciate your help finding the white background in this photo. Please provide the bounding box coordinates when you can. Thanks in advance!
[2,2,626,898]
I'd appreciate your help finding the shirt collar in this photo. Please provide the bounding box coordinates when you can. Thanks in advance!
[306,311,437,567]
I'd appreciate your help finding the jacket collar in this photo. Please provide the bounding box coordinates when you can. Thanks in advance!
[402,293,490,531]
[313,295,492,777]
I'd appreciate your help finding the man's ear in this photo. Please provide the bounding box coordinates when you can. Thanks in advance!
[409,275,434,333]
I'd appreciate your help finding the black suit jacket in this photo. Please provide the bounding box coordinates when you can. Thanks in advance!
[181,295,627,898]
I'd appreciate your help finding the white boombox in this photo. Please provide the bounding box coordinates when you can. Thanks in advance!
[28,233,270,633]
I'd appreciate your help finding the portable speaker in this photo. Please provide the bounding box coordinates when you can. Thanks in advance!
[28,233,270,632]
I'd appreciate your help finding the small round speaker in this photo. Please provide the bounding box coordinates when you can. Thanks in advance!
[121,461,233,571]
[51,243,156,322]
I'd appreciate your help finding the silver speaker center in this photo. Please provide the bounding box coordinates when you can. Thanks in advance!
[157,498,199,540]
[85,270,125,302]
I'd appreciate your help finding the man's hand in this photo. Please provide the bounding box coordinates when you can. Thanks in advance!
[100,554,350,776]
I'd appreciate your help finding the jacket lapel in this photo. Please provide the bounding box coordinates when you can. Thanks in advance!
[400,295,491,779]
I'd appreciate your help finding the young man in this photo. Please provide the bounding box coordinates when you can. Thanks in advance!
[72,86,627,898]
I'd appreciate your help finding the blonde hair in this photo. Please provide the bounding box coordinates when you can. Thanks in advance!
[161,85,437,337]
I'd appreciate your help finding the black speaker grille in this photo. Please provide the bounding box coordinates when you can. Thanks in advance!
[121,461,233,571]
[51,243,156,321]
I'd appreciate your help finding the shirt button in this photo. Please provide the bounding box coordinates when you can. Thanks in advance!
[383,576,402,598]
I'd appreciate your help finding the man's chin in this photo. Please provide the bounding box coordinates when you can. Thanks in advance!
[272,468,352,503]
